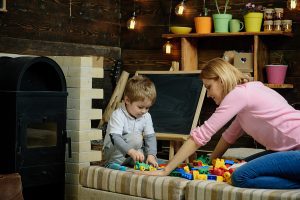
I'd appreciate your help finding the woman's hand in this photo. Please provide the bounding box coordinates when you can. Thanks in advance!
[134,168,169,176]
[135,138,200,177]
[146,155,158,168]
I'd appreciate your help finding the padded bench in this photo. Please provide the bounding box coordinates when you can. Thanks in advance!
[79,148,300,200]
[79,166,189,200]
[79,165,300,200]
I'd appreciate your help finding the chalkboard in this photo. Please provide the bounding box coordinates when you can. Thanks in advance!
[136,71,206,135]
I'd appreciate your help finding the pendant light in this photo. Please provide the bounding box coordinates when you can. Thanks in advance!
[127,0,137,30]
[175,1,186,16]
[287,0,298,10]
[163,0,173,54]
[163,41,173,54]
[127,12,137,30]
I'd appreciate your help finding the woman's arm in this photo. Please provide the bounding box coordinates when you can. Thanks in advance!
[136,137,200,176]
[210,136,231,160]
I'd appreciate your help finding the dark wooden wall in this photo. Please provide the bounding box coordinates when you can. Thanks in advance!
[0,0,122,121]
[120,0,300,150]
[0,0,121,57]
[1,0,300,150]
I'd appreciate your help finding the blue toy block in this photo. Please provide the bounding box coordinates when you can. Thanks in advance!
[225,160,235,165]
[207,175,217,180]
[174,168,185,173]
[182,172,193,180]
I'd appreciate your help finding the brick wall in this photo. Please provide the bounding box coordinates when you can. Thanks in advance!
[50,56,103,200]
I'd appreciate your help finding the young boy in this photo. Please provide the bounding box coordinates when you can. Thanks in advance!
[102,75,158,168]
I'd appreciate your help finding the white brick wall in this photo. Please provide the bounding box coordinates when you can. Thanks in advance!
[50,56,103,200]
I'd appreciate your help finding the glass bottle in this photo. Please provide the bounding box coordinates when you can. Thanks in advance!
[282,20,293,32]
[274,8,284,20]
[264,8,274,20]
[264,20,274,32]
[273,20,282,31]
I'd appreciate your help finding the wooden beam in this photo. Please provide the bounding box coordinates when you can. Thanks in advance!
[181,38,198,71]
[0,37,121,59]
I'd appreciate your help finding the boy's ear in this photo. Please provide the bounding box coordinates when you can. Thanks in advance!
[124,96,130,104]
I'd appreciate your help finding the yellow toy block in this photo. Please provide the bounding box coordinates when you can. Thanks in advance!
[183,166,190,173]
[197,174,207,180]
[216,176,224,182]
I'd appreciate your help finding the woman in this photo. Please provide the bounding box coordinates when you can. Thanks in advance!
[137,58,300,189]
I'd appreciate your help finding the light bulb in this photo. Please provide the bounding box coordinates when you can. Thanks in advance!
[127,15,137,30]
[163,41,173,54]
[287,0,297,10]
[175,1,186,16]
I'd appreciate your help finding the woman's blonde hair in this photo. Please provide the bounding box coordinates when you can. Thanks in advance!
[200,58,250,97]
[124,75,156,104]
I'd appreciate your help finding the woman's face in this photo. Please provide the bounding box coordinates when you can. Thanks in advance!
[203,78,224,105]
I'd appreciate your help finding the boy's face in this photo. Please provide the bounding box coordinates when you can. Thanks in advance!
[124,96,152,118]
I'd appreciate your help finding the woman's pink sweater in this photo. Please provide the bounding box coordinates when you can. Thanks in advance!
[191,81,300,151]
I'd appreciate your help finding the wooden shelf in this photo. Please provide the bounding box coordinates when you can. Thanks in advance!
[162,31,294,39]
[162,31,294,89]
[265,83,294,89]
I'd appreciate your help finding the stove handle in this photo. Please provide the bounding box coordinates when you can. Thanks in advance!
[67,137,72,158]
[64,130,72,158]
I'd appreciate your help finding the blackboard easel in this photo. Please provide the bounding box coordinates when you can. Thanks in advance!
[136,71,206,160]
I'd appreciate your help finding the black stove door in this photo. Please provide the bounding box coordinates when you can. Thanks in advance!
[17,112,66,188]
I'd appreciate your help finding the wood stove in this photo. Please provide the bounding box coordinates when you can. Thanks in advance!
[0,56,69,200]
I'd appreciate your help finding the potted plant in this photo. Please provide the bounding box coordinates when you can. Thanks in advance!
[213,0,232,33]
[194,0,212,33]
[265,52,288,84]
[243,3,264,32]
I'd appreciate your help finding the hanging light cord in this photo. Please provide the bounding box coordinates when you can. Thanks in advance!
[168,0,173,32]
[133,0,136,16]
[69,0,72,18]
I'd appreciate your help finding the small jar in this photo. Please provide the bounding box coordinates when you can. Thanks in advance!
[273,20,282,31]
[264,20,274,32]
[264,8,274,20]
[282,20,292,32]
[274,8,284,20]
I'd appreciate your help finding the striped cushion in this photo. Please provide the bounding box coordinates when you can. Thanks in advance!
[186,180,300,200]
[79,166,189,200]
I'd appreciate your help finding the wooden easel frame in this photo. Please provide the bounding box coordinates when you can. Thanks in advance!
[98,71,129,128]
[0,0,7,12]
[135,70,206,160]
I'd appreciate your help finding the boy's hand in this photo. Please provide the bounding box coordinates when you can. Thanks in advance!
[146,155,158,168]
[127,149,144,163]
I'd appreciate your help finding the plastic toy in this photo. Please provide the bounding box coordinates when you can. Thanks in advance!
[168,156,241,183]
[134,162,157,171]
[106,163,127,171]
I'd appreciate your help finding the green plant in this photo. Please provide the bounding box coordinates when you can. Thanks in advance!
[244,2,264,14]
[271,51,288,65]
[202,0,208,16]
[215,0,229,14]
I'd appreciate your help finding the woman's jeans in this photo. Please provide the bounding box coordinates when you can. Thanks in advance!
[231,150,300,189]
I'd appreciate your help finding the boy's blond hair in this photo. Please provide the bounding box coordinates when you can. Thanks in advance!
[124,75,156,104]
[200,58,250,97]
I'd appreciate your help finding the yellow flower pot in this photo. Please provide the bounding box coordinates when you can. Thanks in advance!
[244,12,263,32]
